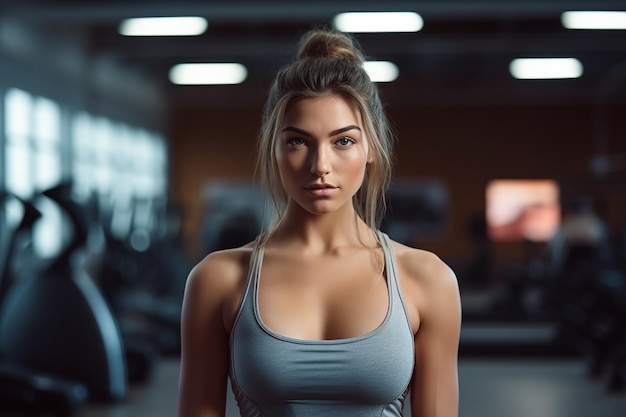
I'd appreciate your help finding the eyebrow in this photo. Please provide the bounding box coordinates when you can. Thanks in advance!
[281,124,361,137]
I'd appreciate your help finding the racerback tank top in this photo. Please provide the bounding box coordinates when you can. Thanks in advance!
[229,231,415,417]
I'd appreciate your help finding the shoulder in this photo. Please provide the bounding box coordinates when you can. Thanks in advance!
[390,240,461,323]
[190,244,254,285]
[391,240,458,289]
[183,243,255,316]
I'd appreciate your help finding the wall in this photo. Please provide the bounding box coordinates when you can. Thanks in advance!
[169,107,262,257]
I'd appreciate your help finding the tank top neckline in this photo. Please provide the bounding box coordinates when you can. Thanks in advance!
[249,231,398,345]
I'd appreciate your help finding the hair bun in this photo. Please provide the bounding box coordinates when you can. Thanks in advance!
[297,30,364,64]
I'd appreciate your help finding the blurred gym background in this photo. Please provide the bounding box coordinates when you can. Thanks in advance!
[1,1,625,416]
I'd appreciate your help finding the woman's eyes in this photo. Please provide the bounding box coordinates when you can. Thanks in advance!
[286,137,356,148]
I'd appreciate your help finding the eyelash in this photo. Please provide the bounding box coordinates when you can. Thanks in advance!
[287,138,306,147]
[335,137,355,147]
[286,137,356,148]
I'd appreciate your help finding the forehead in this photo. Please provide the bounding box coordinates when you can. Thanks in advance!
[282,94,362,126]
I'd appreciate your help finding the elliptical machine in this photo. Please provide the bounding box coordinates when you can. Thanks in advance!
[0,182,127,404]
[0,190,89,415]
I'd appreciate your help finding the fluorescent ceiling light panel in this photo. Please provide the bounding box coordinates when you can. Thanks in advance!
[169,63,248,85]
[363,61,399,82]
[119,17,208,36]
[334,12,423,33]
[509,58,583,79]
[561,11,626,29]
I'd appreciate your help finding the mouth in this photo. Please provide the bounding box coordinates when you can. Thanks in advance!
[304,183,338,196]
[304,183,337,190]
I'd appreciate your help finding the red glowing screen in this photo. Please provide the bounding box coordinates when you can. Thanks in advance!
[486,179,560,242]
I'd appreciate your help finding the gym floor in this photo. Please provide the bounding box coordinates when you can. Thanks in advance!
[80,357,626,417]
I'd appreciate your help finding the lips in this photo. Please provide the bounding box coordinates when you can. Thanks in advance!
[305,183,337,190]
[304,183,338,196]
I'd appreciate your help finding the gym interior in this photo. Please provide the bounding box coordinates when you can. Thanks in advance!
[1,1,626,416]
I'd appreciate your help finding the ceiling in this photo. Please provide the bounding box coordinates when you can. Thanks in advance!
[3,0,626,109]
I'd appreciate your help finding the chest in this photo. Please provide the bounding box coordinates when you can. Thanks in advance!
[257,250,389,340]
[230,270,415,412]
[228,239,416,415]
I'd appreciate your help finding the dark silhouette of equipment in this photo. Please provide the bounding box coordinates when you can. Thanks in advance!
[0,183,127,403]
[0,191,89,415]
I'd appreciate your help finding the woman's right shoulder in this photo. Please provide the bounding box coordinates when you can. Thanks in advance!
[184,243,256,302]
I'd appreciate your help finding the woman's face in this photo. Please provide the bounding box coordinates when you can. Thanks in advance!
[275,94,371,216]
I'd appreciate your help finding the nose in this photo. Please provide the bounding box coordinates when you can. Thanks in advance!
[310,146,330,177]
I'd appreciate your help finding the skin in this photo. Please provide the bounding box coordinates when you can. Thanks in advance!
[177,93,462,417]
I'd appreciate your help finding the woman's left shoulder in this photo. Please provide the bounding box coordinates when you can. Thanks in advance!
[390,240,461,328]
[390,240,458,290]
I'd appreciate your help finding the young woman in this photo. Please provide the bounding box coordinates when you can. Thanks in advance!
[178,28,462,417]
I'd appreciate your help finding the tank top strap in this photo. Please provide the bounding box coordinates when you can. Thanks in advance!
[248,235,265,286]
[231,235,265,330]
[377,230,413,332]
[377,231,399,292]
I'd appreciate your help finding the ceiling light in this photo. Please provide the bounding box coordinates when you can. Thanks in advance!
[169,63,248,85]
[333,12,423,33]
[561,11,626,30]
[119,17,208,36]
[363,61,399,82]
[509,58,583,79]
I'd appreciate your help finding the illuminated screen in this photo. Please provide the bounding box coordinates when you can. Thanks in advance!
[486,179,560,242]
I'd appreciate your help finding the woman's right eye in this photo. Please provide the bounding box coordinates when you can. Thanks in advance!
[288,138,306,147]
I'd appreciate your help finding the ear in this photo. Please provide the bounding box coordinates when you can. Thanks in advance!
[367,151,375,164]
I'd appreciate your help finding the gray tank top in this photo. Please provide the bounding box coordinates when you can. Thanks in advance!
[229,231,414,417]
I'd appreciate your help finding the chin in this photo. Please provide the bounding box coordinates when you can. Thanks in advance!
[303,199,354,216]
[305,204,337,216]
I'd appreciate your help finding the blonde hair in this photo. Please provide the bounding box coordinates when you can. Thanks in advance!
[257,29,395,237]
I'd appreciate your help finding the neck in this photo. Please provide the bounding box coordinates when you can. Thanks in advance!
[271,202,378,253]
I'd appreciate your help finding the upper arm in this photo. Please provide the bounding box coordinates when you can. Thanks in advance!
[407,253,462,417]
[177,253,241,417]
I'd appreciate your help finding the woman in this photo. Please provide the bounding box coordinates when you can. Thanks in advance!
[178,28,462,417]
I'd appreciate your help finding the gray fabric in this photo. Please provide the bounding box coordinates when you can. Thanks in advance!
[229,232,414,417]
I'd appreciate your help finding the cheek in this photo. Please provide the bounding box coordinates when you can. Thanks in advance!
[343,149,369,176]
[275,151,303,188]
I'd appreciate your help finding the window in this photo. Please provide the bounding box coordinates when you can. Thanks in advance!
[3,87,168,259]
[71,112,167,200]
[4,88,33,199]
[3,88,63,257]
[71,111,168,239]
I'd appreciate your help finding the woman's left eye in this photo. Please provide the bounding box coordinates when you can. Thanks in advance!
[335,137,355,147]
